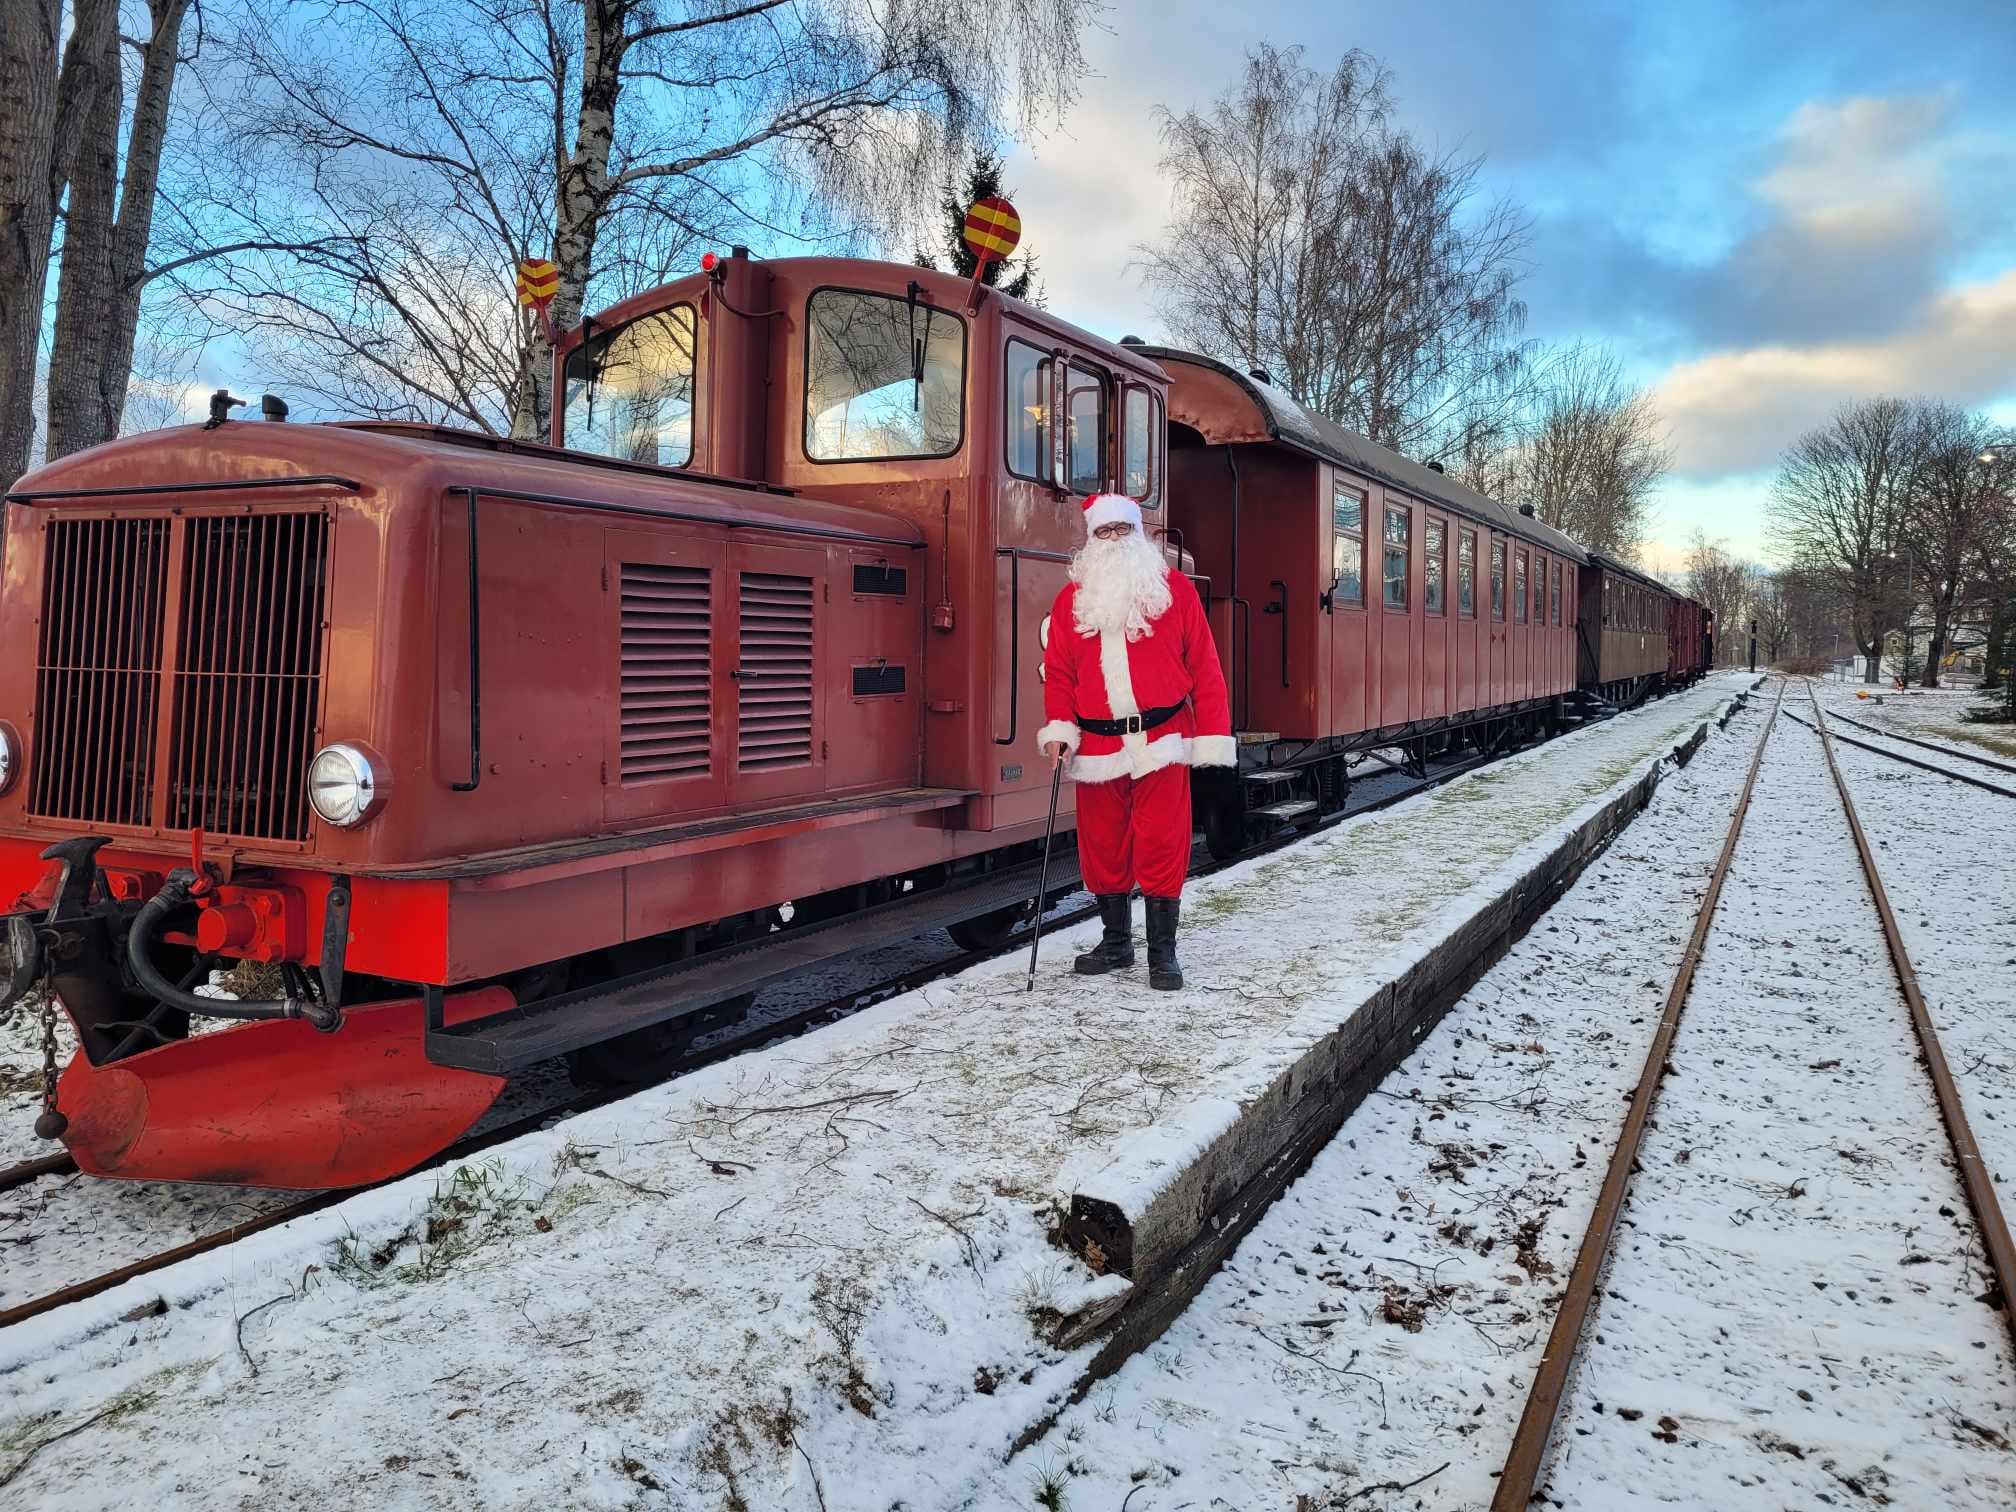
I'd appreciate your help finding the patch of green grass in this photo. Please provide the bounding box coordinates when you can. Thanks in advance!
[331,1160,533,1286]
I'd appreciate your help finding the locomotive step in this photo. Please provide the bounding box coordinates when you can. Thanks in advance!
[425,856,1082,1074]
[1252,799,1321,821]
[1242,768,1298,785]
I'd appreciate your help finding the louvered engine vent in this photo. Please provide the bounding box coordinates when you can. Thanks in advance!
[619,563,713,782]
[736,571,815,771]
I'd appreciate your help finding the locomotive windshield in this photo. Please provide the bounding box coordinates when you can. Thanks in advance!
[563,305,697,466]
[804,289,964,461]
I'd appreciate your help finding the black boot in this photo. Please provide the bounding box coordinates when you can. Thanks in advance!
[1073,894,1135,975]
[1145,896,1183,991]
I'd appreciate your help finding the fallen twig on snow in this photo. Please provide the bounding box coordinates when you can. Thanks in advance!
[235,1291,298,1377]
[1341,1460,1450,1502]
[907,1196,985,1269]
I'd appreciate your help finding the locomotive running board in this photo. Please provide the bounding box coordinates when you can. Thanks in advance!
[425,858,1083,1074]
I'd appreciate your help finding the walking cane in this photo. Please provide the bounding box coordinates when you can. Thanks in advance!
[1024,762,1065,992]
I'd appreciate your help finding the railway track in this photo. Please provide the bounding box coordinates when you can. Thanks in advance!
[1490,678,2016,1508]
[1780,694,2016,799]
[0,721,1536,1332]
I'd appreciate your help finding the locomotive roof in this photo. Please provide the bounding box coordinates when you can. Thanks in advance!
[1135,346,1591,564]
[7,418,924,548]
[566,255,1169,384]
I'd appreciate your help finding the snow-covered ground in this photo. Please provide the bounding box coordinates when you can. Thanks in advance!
[0,758,1428,1313]
[1812,675,2016,765]
[955,682,2016,1510]
[0,677,1751,1509]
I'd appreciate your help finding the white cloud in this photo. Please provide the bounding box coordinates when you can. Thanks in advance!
[1652,266,2016,476]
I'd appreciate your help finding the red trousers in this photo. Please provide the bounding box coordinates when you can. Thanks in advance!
[1073,763,1192,899]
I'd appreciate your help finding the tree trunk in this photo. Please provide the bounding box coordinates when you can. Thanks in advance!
[45,17,119,459]
[517,0,623,439]
[46,0,190,459]
[0,0,64,484]
[1920,608,1950,689]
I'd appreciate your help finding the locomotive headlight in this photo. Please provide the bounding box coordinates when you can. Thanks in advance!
[0,721,18,795]
[307,742,388,828]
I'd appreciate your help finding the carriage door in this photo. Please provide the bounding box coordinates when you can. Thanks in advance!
[604,529,729,824]
[729,541,829,805]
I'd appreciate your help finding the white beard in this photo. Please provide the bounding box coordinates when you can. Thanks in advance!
[1070,532,1173,641]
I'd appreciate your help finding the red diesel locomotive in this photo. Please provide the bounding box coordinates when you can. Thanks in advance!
[0,248,1707,1188]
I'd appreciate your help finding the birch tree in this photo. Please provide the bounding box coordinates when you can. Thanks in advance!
[1139,43,1534,466]
[1504,344,1668,557]
[157,0,1091,438]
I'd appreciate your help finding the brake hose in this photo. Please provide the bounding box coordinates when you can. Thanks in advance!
[126,868,340,1032]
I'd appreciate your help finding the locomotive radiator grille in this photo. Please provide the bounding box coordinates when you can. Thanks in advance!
[619,562,713,781]
[27,517,172,829]
[736,571,815,771]
[167,512,330,842]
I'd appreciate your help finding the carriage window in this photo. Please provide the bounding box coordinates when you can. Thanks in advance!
[1515,551,1528,623]
[805,289,965,461]
[1065,363,1107,493]
[1004,340,1050,480]
[1331,480,1364,606]
[563,304,697,465]
[1123,386,1154,503]
[1532,552,1546,623]
[1424,519,1446,615]
[1458,529,1476,616]
[1383,506,1410,609]
[1491,540,1506,620]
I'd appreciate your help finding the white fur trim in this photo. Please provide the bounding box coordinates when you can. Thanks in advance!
[1082,493,1143,533]
[1035,719,1080,756]
[1067,731,1198,784]
[1190,734,1237,767]
[1097,628,1139,718]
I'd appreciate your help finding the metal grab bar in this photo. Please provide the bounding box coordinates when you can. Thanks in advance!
[1265,579,1289,688]
[994,547,1072,747]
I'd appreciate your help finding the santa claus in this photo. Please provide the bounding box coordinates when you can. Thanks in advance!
[1037,492,1235,990]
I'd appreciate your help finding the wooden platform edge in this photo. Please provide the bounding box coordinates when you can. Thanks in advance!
[1017,680,1759,1454]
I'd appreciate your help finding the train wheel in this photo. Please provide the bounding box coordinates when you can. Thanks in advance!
[564,993,755,1087]
[946,900,1036,951]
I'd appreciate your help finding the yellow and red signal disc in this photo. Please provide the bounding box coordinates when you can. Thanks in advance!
[515,257,559,309]
[962,196,1021,263]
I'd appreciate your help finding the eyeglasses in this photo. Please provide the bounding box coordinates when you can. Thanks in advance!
[1092,523,1135,540]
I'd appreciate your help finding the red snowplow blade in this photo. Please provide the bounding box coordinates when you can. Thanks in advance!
[55,990,511,1189]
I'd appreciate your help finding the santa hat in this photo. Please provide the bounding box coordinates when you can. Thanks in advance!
[1082,493,1143,534]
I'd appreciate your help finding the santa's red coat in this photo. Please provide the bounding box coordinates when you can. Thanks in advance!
[1037,570,1236,783]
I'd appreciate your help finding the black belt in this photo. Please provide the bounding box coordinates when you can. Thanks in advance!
[1077,703,1183,737]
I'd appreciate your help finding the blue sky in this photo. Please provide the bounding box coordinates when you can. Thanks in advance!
[1001,0,2016,569]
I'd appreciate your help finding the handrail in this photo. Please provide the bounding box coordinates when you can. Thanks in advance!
[994,546,1072,747]
[6,474,362,503]
[1265,578,1289,688]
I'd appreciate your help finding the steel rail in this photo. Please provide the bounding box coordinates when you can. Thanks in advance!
[1779,709,2016,799]
[1491,679,1785,1511]
[0,697,1640,1333]
[0,1152,75,1195]
[1823,707,2016,775]
[1801,687,2016,1344]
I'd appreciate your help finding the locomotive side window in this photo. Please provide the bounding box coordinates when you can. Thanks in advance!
[1064,363,1108,493]
[1331,480,1365,606]
[1383,506,1409,609]
[1458,528,1476,616]
[1122,385,1155,504]
[1004,340,1050,481]
[1514,550,1528,624]
[1424,518,1445,614]
[805,289,966,462]
[1490,539,1506,620]
[563,304,697,466]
